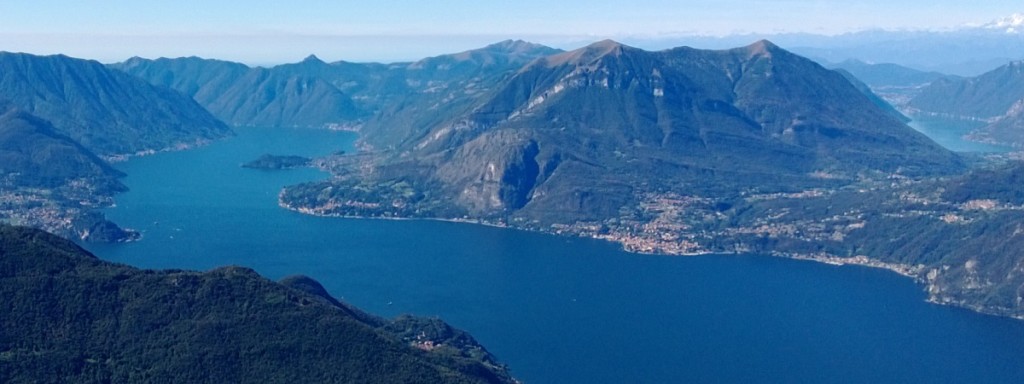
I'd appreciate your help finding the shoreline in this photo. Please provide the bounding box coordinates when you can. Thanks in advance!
[102,138,220,163]
[280,197,1024,322]
[278,198,524,231]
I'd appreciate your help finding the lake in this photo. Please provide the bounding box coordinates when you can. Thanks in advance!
[907,116,1013,153]
[85,126,1024,383]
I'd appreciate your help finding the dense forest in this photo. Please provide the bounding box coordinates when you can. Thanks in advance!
[0,225,515,383]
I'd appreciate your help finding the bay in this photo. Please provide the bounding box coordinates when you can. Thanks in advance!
[85,127,1024,383]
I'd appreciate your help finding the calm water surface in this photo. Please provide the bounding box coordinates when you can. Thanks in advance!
[86,127,1024,383]
[908,116,1013,153]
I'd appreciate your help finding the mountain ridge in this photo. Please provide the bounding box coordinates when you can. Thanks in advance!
[111,57,365,128]
[271,40,1024,321]
[113,40,564,131]
[0,52,231,156]
[829,59,955,88]
[0,104,124,191]
[284,39,962,225]
[909,60,1024,119]
[832,68,911,123]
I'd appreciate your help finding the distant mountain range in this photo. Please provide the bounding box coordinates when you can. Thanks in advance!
[632,14,1024,77]
[908,60,1024,146]
[0,52,230,156]
[111,40,562,131]
[789,30,1024,77]
[817,54,1024,149]
[909,60,1024,119]
[0,225,514,383]
[111,56,365,128]
[828,59,955,89]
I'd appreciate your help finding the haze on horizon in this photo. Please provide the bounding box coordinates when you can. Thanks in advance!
[0,1,1020,64]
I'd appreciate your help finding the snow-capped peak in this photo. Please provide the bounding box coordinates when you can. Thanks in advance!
[983,13,1024,33]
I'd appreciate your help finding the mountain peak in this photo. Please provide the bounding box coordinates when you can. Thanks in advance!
[543,39,634,67]
[586,39,631,56]
[744,39,781,57]
[590,39,624,49]
[301,54,325,64]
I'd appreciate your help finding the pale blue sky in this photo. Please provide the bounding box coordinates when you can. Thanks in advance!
[0,1,1019,64]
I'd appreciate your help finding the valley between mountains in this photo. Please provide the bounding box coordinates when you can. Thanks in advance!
[4,39,1024,320]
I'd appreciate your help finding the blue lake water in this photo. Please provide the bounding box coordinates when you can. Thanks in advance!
[85,127,1024,383]
[907,116,1013,153]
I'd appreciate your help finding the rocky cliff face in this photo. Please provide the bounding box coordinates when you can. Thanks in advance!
[435,131,540,213]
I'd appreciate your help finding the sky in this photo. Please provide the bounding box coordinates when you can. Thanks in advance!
[0,1,1020,64]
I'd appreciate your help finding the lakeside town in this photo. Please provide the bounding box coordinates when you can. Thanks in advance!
[0,177,135,242]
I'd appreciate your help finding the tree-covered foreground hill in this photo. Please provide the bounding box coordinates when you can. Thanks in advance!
[0,225,515,384]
